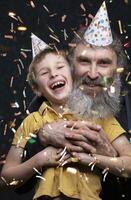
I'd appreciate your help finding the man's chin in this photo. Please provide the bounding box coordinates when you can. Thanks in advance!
[81,85,102,97]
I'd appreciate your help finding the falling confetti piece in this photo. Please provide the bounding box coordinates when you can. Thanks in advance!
[29,132,37,138]
[43,5,50,12]
[30,0,35,8]
[4,35,13,39]
[33,167,42,175]
[116,67,124,73]
[49,34,60,43]
[47,124,52,130]
[66,167,77,174]
[10,102,20,108]
[61,15,67,22]
[36,175,46,181]
[118,20,123,34]
[48,26,55,33]
[80,3,86,12]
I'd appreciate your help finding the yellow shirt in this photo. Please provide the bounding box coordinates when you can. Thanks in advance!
[12,102,125,200]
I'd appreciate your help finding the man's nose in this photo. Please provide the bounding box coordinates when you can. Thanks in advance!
[87,65,99,79]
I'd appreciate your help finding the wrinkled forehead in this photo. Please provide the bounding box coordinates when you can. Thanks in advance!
[74,43,117,60]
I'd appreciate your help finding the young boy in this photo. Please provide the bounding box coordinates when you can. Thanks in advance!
[1,48,125,200]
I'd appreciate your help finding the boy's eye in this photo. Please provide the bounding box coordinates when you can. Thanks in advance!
[57,65,64,69]
[41,71,48,75]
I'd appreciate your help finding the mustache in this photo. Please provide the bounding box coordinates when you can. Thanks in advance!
[75,76,113,87]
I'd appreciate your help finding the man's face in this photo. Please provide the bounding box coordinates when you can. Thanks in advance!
[73,43,117,97]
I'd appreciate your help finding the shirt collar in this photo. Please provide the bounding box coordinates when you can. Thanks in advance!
[38,101,76,119]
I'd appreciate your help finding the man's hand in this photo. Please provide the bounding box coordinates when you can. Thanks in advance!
[38,120,117,156]
[64,120,118,157]
[38,120,84,152]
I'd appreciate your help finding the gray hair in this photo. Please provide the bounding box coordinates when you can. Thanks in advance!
[68,28,127,71]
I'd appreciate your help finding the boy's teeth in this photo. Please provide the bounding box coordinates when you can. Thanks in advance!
[51,81,64,89]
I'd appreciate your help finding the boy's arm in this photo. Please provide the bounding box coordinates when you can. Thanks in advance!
[1,146,42,187]
[1,145,60,187]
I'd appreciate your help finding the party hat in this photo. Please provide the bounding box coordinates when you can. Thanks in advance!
[31,33,49,58]
[84,1,113,46]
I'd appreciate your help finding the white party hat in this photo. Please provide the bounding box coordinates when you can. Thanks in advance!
[84,1,113,46]
[31,33,49,58]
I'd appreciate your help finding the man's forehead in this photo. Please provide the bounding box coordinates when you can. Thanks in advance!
[74,43,116,59]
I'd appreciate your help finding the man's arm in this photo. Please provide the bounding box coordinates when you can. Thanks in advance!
[69,135,131,178]
[38,120,117,156]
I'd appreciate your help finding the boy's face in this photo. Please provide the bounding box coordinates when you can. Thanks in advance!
[34,52,72,105]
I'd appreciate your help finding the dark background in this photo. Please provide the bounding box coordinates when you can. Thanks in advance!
[0,0,131,199]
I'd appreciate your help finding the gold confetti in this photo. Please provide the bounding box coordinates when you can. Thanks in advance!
[10,102,19,108]
[26,109,30,115]
[118,20,123,34]
[11,128,16,133]
[109,85,115,94]
[30,0,35,8]
[9,180,19,186]
[3,124,7,135]
[61,15,67,22]
[43,5,50,12]
[4,35,13,39]
[48,26,55,33]
[23,87,26,98]
[63,29,68,40]
[20,51,27,58]
[116,67,124,73]
[29,132,37,138]
[10,76,14,87]
[47,124,52,130]
[23,100,26,110]
[66,167,77,174]
[80,3,86,12]
[127,81,131,85]
[36,175,46,181]
[126,72,131,81]
[33,167,42,175]
[73,30,81,39]
[49,34,60,43]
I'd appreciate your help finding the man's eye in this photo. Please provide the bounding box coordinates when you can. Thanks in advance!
[98,60,112,66]
[80,60,90,65]
[99,63,109,68]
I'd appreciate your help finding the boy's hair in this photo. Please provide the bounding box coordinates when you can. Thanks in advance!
[27,48,69,90]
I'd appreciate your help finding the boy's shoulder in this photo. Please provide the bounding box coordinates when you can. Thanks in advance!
[23,111,43,125]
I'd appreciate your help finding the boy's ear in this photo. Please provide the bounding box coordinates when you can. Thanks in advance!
[32,86,42,97]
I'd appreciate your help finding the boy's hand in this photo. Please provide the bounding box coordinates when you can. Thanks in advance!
[36,146,71,167]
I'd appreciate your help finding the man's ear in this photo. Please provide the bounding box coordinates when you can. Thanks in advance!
[32,86,42,97]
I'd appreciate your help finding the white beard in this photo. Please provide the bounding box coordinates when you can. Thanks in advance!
[67,73,121,120]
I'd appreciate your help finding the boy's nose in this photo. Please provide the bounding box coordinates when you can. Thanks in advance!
[50,70,58,78]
